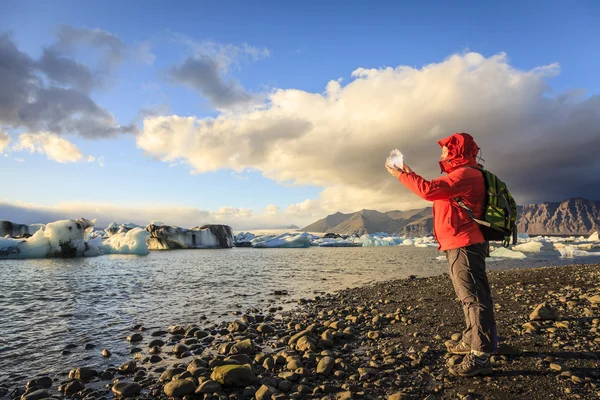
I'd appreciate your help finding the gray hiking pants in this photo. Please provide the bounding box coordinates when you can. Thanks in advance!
[445,242,497,354]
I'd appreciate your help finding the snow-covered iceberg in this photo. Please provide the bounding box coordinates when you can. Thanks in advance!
[311,237,361,247]
[0,219,150,259]
[105,222,143,237]
[146,224,233,250]
[89,228,150,256]
[251,232,312,248]
[234,232,256,247]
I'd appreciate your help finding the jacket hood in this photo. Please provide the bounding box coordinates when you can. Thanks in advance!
[438,132,479,173]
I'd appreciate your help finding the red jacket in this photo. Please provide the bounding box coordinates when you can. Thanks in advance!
[397,133,485,251]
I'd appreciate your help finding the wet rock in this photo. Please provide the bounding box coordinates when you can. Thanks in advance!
[169,325,186,335]
[84,343,96,350]
[229,320,248,333]
[119,361,136,374]
[530,302,558,321]
[159,368,186,382]
[101,349,111,358]
[27,377,52,389]
[126,333,143,342]
[151,330,168,337]
[69,368,98,381]
[172,343,190,356]
[61,380,85,396]
[164,379,197,397]
[226,354,253,364]
[194,330,209,339]
[148,339,164,347]
[197,380,223,394]
[210,364,256,387]
[150,355,162,363]
[22,389,51,400]
[111,381,141,398]
[255,384,277,400]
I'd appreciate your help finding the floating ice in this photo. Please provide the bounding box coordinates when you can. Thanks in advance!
[95,227,150,255]
[252,232,311,248]
[146,224,233,250]
[234,232,256,245]
[489,247,527,259]
[312,237,360,247]
[589,231,599,242]
[0,219,97,259]
[557,245,595,258]
[385,149,404,170]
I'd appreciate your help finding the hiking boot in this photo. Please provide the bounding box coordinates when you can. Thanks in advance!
[446,341,471,355]
[449,353,493,377]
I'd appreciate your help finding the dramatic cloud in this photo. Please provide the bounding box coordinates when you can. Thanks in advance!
[12,132,83,163]
[0,31,137,138]
[0,131,10,153]
[0,201,299,230]
[139,52,600,219]
[167,38,269,110]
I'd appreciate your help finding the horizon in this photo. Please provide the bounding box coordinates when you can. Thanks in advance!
[1,1,600,230]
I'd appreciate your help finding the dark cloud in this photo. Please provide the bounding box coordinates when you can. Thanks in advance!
[168,55,254,109]
[0,32,135,138]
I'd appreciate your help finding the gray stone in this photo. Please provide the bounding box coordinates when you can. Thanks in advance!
[118,361,136,374]
[229,320,248,333]
[111,381,141,398]
[255,384,277,400]
[210,364,256,387]
[316,356,335,376]
[164,379,197,397]
[172,343,190,356]
[230,339,255,355]
[127,333,143,342]
[197,379,223,394]
[159,368,186,382]
[530,302,558,321]
[68,368,97,381]
[22,389,51,400]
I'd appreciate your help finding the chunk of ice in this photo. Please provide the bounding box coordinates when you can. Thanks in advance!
[385,149,404,169]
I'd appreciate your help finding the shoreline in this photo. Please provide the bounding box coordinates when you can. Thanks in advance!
[3,263,600,400]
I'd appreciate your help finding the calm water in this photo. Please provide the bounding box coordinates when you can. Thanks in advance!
[1,246,599,386]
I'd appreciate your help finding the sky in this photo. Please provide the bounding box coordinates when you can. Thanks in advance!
[1,0,599,229]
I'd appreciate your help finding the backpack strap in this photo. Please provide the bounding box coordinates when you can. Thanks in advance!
[453,198,493,228]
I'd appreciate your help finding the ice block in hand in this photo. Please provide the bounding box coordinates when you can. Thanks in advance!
[385,149,404,170]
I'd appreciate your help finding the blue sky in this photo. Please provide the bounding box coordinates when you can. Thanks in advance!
[1,1,599,228]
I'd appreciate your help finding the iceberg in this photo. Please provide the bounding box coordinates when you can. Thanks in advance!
[105,222,142,237]
[557,245,595,258]
[1,221,31,238]
[146,224,233,250]
[251,232,311,248]
[489,247,527,259]
[589,231,599,242]
[311,237,361,247]
[353,233,404,247]
[1,218,96,259]
[0,218,151,259]
[234,232,256,247]
[90,227,150,255]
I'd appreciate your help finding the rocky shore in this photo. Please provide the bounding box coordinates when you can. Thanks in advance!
[2,264,600,400]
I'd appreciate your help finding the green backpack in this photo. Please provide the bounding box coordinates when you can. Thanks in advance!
[455,165,518,247]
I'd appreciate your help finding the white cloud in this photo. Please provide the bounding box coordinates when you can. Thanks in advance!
[0,131,10,153]
[13,132,83,163]
[0,200,305,231]
[138,52,600,214]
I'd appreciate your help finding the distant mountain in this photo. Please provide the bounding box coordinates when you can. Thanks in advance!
[518,198,600,235]
[302,207,432,236]
[302,198,600,236]
[283,224,300,230]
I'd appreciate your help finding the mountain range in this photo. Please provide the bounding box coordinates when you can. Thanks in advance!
[301,198,600,236]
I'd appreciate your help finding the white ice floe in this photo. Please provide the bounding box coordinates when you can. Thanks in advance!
[234,232,256,245]
[311,237,360,247]
[556,245,595,258]
[489,247,527,259]
[252,232,312,248]
[589,231,599,242]
[90,227,150,255]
